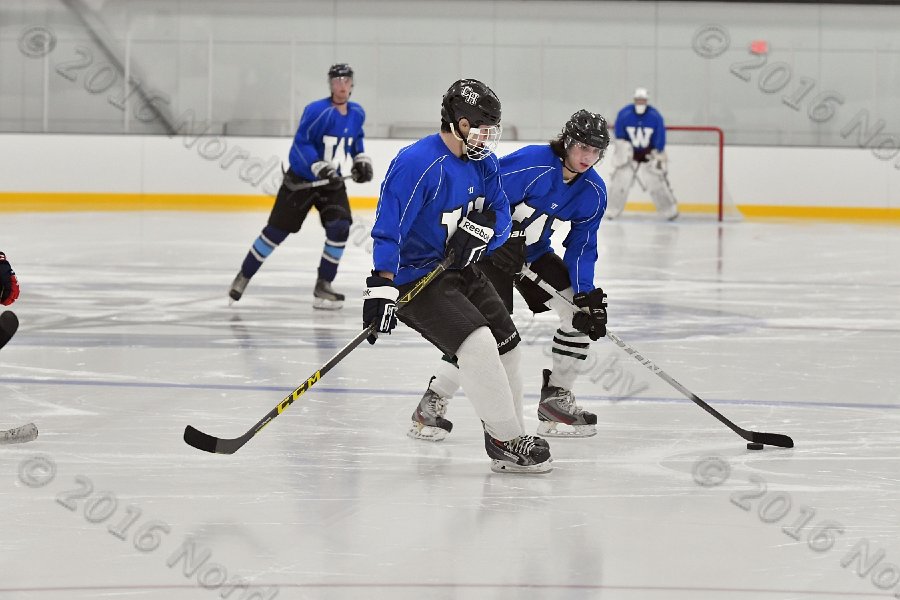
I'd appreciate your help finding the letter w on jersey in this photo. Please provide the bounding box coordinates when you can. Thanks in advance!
[625,126,654,149]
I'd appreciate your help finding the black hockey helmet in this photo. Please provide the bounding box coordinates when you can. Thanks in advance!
[564,110,610,152]
[441,79,501,128]
[328,63,353,79]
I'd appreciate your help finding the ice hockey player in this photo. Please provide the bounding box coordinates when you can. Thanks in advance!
[229,63,373,309]
[362,78,552,474]
[1,250,37,445]
[407,110,610,442]
[607,87,678,220]
[0,251,19,307]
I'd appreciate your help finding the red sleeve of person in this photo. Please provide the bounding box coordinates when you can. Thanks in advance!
[0,251,20,306]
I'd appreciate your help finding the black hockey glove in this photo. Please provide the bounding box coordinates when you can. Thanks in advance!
[0,252,19,306]
[312,161,345,191]
[489,221,526,276]
[351,154,373,183]
[447,210,495,270]
[572,288,607,341]
[362,273,399,344]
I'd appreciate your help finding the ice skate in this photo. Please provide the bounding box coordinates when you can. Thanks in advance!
[484,432,552,474]
[228,272,250,304]
[407,387,453,442]
[313,278,344,310]
[536,369,597,437]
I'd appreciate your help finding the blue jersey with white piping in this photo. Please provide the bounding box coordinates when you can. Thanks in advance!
[499,144,606,294]
[287,97,366,180]
[372,134,512,286]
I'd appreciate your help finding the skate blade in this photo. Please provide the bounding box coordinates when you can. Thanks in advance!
[0,423,38,444]
[490,458,553,474]
[313,298,344,310]
[536,421,597,438]
[407,423,449,442]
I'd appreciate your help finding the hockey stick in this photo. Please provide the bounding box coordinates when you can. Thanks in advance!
[0,310,18,350]
[0,423,38,445]
[281,164,352,192]
[519,266,794,449]
[184,255,454,454]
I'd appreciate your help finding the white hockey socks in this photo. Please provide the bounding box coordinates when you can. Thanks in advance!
[456,327,523,441]
[499,346,526,433]
[429,355,461,399]
[550,325,591,391]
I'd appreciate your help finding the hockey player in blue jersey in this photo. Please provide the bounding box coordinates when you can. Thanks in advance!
[362,79,552,474]
[607,87,678,220]
[229,63,373,309]
[407,110,611,441]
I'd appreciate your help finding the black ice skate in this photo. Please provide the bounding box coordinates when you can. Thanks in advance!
[484,431,552,474]
[228,272,250,304]
[537,369,598,438]
[407,385,453,442]
[313,278,344,310]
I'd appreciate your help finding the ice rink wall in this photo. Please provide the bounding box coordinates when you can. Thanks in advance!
[2,0,900,221]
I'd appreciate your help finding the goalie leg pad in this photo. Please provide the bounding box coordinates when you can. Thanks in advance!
[644,168,679,220]
[605,164,634,219]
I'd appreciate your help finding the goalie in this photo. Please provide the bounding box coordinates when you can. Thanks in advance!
[607,87,678,220]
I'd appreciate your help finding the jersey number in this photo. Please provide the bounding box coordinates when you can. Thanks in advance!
[322,134,353,173]
[441,197,486,241]
[512,203,554,245]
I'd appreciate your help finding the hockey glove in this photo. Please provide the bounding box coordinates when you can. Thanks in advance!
[0,252,19,306]
[362,273,399,344]
[311,161,345,191]
[572,288,607,341]
[447,210,495,270]
[351,154,373,183]
[648,150,667,174]
[489,221,526,276]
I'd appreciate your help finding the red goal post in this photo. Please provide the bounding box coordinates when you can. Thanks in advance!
[604,124,731,222]
[667,126,725,222]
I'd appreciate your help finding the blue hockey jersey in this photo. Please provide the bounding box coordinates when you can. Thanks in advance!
[287,98,366,180]
[499,144,606,294]
[614,105,666,162]
[372,134,512,286]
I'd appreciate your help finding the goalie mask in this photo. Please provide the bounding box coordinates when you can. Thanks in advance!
[441,79,502,161]
[563,109,610,165]
[633,87,649,115]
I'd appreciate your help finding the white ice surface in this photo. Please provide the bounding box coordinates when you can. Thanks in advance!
[1,211,899,599]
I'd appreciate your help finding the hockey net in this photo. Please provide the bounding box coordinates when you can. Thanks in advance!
[599,125,741,222]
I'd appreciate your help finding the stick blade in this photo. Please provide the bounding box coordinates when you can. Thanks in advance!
[0,422,38,444]
[751,431,794,448]
[183,425,226,454]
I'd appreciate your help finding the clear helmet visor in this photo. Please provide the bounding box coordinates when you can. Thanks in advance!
[464,124,502,161]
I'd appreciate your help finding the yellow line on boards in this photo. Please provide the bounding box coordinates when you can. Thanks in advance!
[1,193,898,222]
[0,192,380,212]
